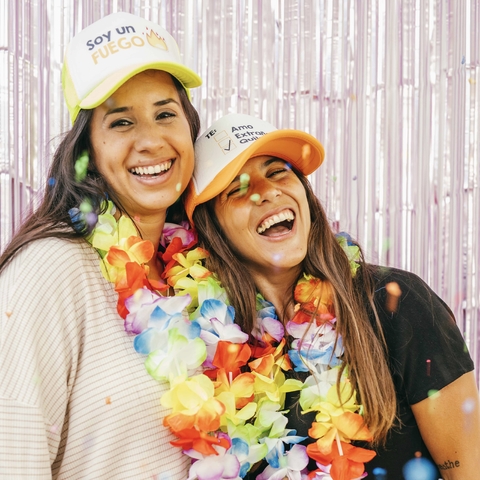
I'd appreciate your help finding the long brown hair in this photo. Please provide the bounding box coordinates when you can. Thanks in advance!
[193,170,397,445]
[0,75,200,273]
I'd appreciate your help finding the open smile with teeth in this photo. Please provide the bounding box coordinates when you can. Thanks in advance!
[129,160,173,176]
[257,209,295,235]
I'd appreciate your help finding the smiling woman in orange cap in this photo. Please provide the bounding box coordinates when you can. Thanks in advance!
[185,113,480,479]
[0,12,202,479]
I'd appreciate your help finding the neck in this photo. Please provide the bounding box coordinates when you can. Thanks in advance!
[252,266,302,321]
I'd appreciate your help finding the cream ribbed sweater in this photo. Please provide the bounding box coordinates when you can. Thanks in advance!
[0,238,190,479]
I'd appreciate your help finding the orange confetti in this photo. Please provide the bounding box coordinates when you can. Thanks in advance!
[385,282,402,312]
[105,397,111,405]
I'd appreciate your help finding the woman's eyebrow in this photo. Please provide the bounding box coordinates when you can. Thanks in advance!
[103,98,180,119]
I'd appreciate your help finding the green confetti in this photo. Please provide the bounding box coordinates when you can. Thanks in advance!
[238,173,250,195]
[239,173,250,185]
[250,193,261,203]
[79,199,93,213]
[427,389,440,399]
[75,151,89,182]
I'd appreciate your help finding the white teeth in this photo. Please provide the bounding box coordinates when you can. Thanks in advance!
[130,161,172,175]
[257,210,295,234]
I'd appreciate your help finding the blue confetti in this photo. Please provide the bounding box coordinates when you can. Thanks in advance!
[373,467,387,480]
[403,456,437,480]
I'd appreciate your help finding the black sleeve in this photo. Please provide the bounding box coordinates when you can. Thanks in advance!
[372,266,474,405]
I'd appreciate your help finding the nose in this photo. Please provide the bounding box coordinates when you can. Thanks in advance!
[251,178,282,205]
[134,122,166,153]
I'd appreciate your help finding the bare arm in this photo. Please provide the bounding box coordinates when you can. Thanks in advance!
[411,371,480,479]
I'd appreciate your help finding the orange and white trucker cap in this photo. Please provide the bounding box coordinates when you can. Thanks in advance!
[185,113,325,222]
[62,12,202,122]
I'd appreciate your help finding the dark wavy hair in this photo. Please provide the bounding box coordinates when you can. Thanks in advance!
[192,170,397,445]
[0,75,200,272]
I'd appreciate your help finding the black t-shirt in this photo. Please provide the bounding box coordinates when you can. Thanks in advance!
[246,267,474,479]
[359,267,474,478]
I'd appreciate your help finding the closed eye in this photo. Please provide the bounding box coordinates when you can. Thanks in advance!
[226,185,244,197]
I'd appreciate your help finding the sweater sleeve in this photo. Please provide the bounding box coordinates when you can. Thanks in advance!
[372,267,474,405]
[0,239,87,479]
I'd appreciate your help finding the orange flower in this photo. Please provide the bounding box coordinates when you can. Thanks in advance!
[292,275,335,324]
[105,236,153,282]
[309,411,373,455]
[249,338,291,376]
[169,427,230,456]
[307,441,376,480]
[212,341,252,377]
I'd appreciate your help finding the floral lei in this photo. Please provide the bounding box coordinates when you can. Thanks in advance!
[84,201,376,480]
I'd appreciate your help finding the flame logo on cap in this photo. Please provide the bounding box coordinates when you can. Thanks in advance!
[145,29,168,50]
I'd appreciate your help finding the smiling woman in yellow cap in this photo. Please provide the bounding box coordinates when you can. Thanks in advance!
[0,12,202,479]
[185,113,480,479]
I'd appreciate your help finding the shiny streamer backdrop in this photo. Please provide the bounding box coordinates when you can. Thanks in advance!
[1,1,479,382]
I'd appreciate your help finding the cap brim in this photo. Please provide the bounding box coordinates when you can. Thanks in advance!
[79,62,202,110]
[186,129,324,221]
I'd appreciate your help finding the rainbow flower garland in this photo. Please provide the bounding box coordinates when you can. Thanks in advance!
[85,202,376,480]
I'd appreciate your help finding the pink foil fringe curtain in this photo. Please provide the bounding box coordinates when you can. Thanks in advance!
[1,1,479,382]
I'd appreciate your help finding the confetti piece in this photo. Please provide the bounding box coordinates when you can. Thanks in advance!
[83,434,95,450]
[250,193,260,203]
[153,473,174,480]
[134,215,141,222]
[5,310,12,317]
[301,143,311,160]
[426,359,431,376]
[462,397,475,414]
[50,424,58,434]
[427,389,440,399]
[48,177,56,186]
[402,455,437,480]
[372,467,387,480]
[79,200,93,214]
[74,151,89,182]
[238,173,250,195]
[385,281,401,312]
[175,182,182,192]
[239,173,250,184]
[85,212,98,228]
[352,175,357,181]
[105,396,111,405]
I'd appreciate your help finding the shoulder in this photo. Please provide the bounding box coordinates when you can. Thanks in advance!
[367,265,450,320]
[1,237,99,280]
[365,265,474,403]
[369,265,430,293]
[10,236,98,264]
[0,237,108,310]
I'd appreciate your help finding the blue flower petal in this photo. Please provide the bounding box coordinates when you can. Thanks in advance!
[134,328,154,354]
